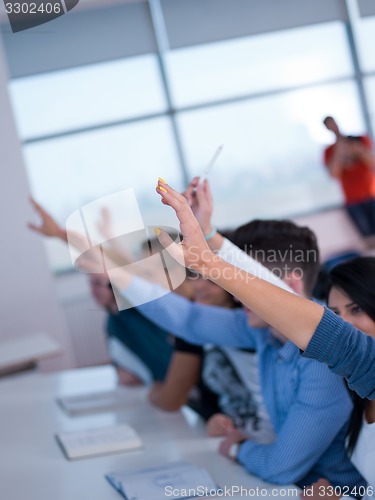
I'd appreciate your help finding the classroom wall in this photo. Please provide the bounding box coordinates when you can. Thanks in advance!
[0,37,75,371]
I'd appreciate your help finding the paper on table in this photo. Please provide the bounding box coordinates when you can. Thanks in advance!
[56,423,142,460]
[106,461,218,500]
[57,388,130,415]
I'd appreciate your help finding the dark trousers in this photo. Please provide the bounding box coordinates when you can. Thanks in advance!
[346,198,375,237]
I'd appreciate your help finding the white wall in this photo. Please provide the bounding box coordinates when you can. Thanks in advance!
[0,36,75,370]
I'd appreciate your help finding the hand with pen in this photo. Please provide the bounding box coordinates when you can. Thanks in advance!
[183,177,214,237]
[155,177,325,353]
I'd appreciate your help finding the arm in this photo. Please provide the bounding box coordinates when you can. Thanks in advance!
[96,206,140,266]
[155,180,375,399]
[303,308,375,399]
[183,179,293,292]
[28,198,182,287]
[28,197,67,241]
[235,362,353,484]
[217,239,293,293]
[117,275,257,349]
[349,136,375,169]
[148,349,201,411]
[324,142,346,179]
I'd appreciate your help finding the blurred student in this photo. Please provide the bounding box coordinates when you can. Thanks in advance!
[115,193,363,489]
[301,258,374,499]
[323,116,375,237]
[154,179,375,397]
[27,199,219,416]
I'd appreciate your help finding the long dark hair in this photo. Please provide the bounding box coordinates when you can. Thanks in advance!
[327,256,375,455]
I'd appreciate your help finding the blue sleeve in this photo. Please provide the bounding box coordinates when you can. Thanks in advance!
[120,277,258,349]
[303,308,375,399]
[237,361,353,484]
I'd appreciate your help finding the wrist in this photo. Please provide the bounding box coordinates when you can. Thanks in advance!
[58,228,68,242]
[228,438,247,461]
[202,224,214,236]
[204,226,217,241]
[192,248,216,277]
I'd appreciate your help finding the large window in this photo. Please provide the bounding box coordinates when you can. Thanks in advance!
[9,55,167,139]
[165,23,353,107]
[2,1,375,271]
[176,81,364,225]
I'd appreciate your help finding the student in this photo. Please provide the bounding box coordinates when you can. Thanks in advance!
[148,274,235,417]
[27,197,274,428]
[112,211,363,488]
[27,199,221,416]
[302,258,375,500]
[153,178,375,398]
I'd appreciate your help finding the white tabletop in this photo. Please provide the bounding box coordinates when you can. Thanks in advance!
[0,365,299,500]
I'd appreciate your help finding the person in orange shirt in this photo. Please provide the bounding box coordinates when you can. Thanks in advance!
[323,116,375,237]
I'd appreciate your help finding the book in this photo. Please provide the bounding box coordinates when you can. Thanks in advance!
[105,461,218,500]
[57,388,130,415]
[56,423,142,460]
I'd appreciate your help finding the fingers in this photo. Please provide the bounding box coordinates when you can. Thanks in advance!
[203,179,213,202]
[29,197,47,218]
[27,222,42,233]
[100,206,110,220]
[155,228,185,267]
[156,180,198,228]
[183,177,199,206]
[195,179,211,206]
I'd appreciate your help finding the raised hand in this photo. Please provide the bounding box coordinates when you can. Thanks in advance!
[183,177,214,235]
[96,206,114,241]
[28,197,67,241]
[156,179,215,273]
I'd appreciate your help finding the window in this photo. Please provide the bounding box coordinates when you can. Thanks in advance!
[178,82,364,224]
[3,1,371,271]
[356,15,375,73]
[9,55,167,140]
[165,23,353,107]
[364,76,375,134]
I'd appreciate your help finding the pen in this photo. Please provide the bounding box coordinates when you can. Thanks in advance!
[199,144,223,184]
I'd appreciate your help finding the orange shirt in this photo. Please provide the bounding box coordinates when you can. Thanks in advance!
[324,136,375,205]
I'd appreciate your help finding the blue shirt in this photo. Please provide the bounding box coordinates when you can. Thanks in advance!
[121,277,364,487]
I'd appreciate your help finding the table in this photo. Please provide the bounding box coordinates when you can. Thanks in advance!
[0,365,299,499]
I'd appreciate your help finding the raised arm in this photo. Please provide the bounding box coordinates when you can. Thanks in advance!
[349,136,375,169]
[157,180,323,348]
[184,178,293,293]
[155,179,375,398]
[324,140,347,179]
[28,197,68,241]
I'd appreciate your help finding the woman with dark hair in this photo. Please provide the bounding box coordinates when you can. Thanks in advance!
[306,258,375,499]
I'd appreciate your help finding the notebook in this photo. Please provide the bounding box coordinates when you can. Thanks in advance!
[56,423,142,460]
[105,461,219,500]
[57,388,130,415]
